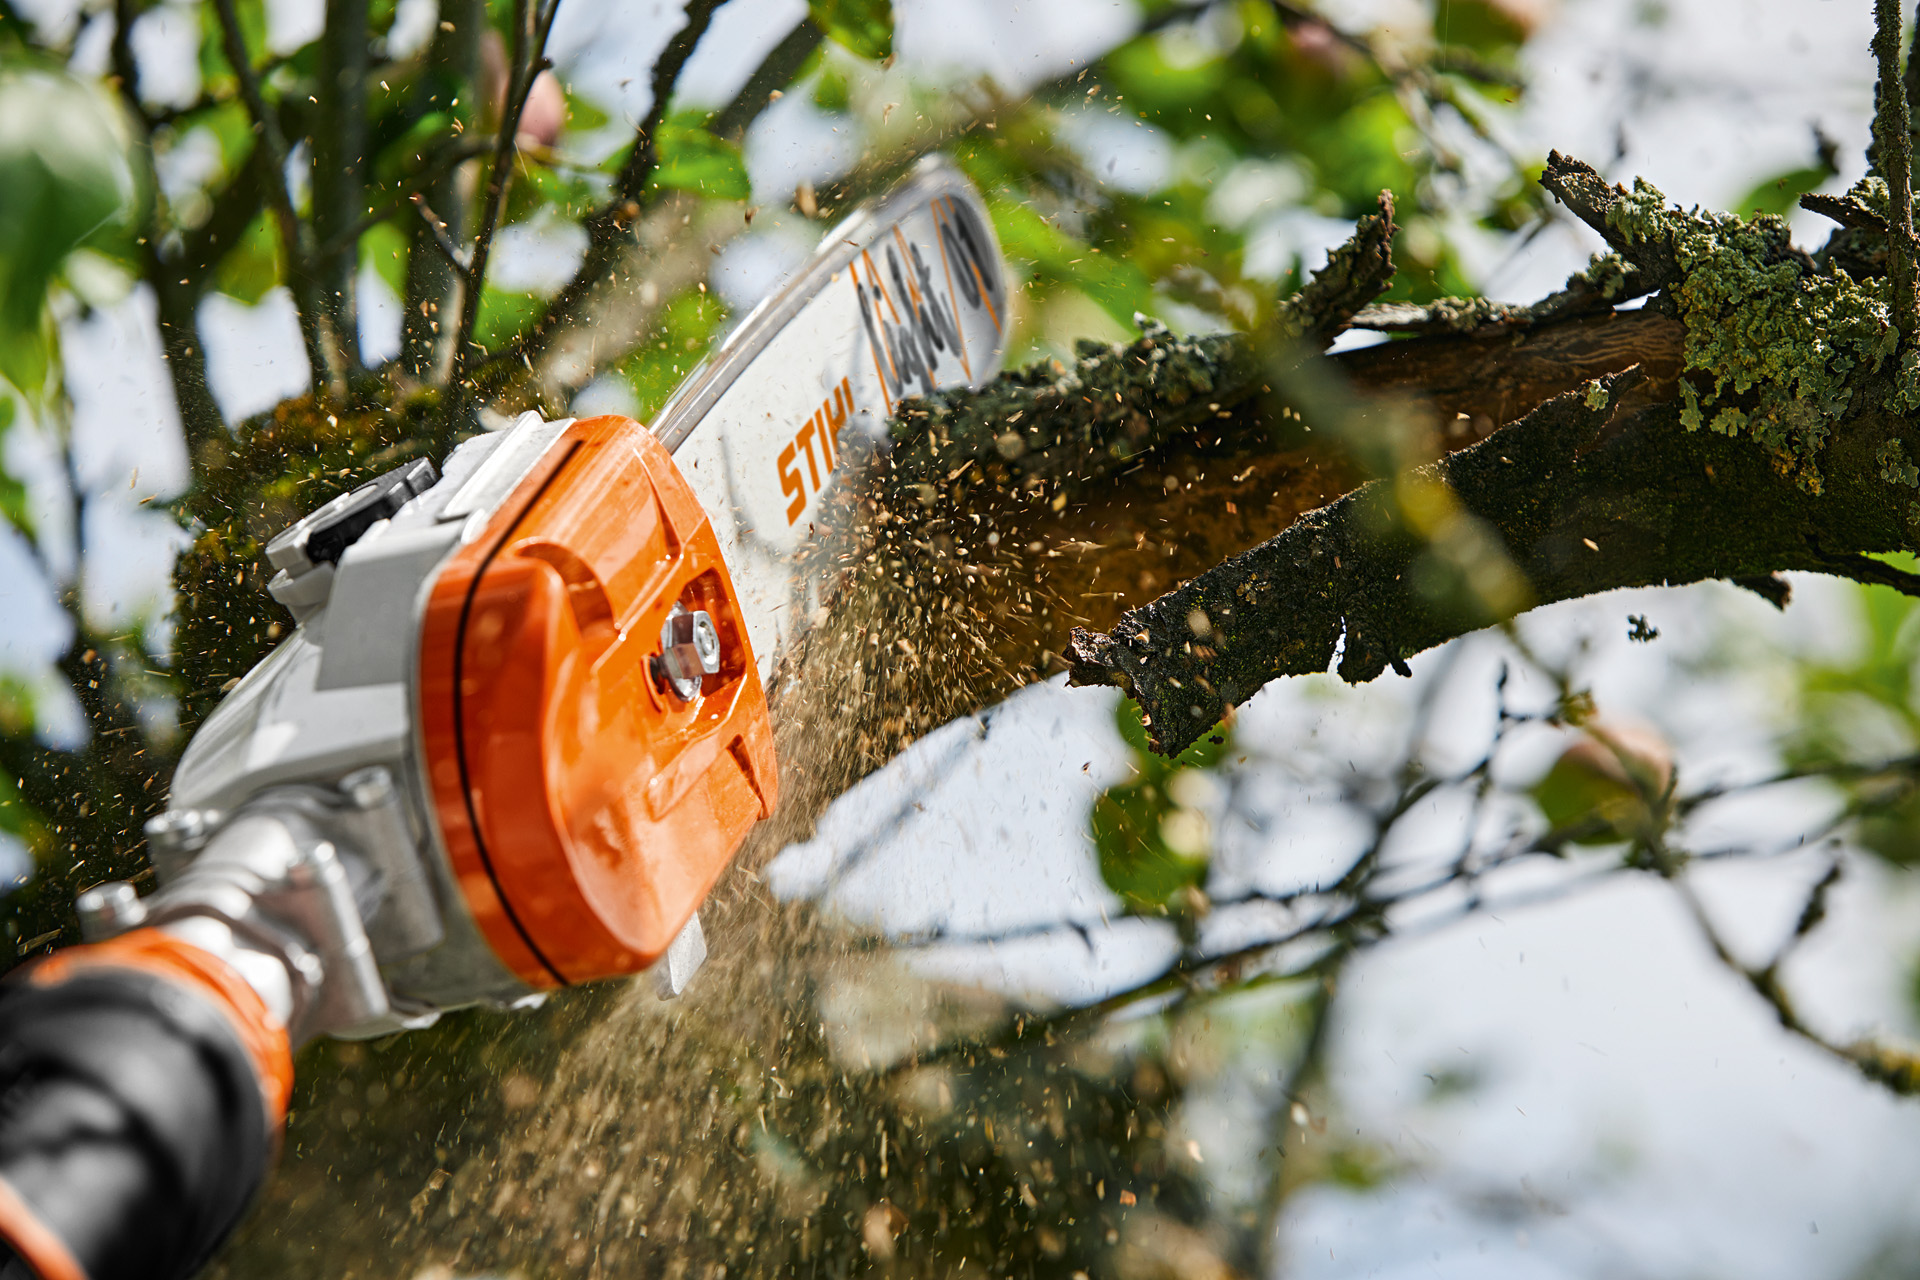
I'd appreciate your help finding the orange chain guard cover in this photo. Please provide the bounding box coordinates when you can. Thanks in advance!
[419,416,778,988]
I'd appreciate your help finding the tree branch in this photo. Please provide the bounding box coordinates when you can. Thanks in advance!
[1337,306,1683,426]
[1052,144,1920,756]
[112,0,228,450]
[1673,866,1920,1097]
[1538,151,1687,292]
[610,0,729,205]
[708,15,825,140]
[311,0,371,373]
[1062,360,1911,756]
[318,138,493,263]
[888,194,1395,492]
[445,0,564,411]
[209,0,343,398]
[491,0,725,405]
[401,0,486,382]
[1877,0,1920,339]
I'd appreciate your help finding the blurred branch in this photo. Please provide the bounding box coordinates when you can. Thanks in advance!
[146,56,294,128]
[493,0,725,402]
[311,0,371,372]
[866,613,1920,1116]
[1251,972,1338,1278]
[410,194,472,280]
[608,0,728,210]
[445,0,564,410]
[210,0,343,398]
[402,0,486,381]
[709,15,825,140]
[1875,0,1919,340]
[323,138,493,262]
[1672,865,1920,1098]
[111,0,229,450]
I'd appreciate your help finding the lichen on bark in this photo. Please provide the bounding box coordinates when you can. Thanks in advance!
[1549,158,1902,494]
[1063,151,1920,758]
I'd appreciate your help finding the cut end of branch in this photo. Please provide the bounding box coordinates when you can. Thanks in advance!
[1285,189,1397,345]
[1539,152,1683,294]
[1063,627,1129,692]
[1799,191,1890,234]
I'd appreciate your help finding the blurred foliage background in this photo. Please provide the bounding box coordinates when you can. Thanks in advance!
[7,0,1920,1276]
[0,0,1541,976]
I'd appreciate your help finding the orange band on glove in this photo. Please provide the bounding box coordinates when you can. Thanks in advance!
[0,1174,86,1280]
[26,928,295,1126]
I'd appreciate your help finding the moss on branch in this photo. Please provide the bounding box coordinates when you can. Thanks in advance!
[1545,153,1906,493]
[1065,364,1918,757]
[886,193,1398,491]
[892,153,1920,759]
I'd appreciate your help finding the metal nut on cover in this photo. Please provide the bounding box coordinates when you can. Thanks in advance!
[75,881,146,942]
[145,808,224,882]
[653,607,722,701]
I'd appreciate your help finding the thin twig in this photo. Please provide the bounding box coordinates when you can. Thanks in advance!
[209,0,338,395]
[446,0,564,408]
[477,0,725,393]
[410,194,472,280]
[1875,0,1919,339]
[316,139,495,261]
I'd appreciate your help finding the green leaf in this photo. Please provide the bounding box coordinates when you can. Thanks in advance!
[645,115,751,201]
[808,0,893,61]
[359,220,409,300]
[514,162,604,223]
[1092,779,1209,913]
[375,110,458,184]
[1734,165,1836,220]
[0,394,28,539]
[615,286,728,417]
[0,58,138,392]
[1528,728,1669,845]
[1090,699,1228,915]
[211,212,284,304]
[979,192,1154,329]
[812,63,852,113]
[562,88,609,132]
[1433,0,1533,59]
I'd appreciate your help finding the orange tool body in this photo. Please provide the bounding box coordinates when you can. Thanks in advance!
[420,414,777,988]
[0,158,1007,1280]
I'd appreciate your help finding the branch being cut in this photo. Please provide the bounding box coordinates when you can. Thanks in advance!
[889,192,1396,491]
[1062,360,1912,756]
[1052,147,1920,755]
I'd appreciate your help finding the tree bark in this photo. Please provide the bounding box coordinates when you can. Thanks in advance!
[1049,153,1920,754]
